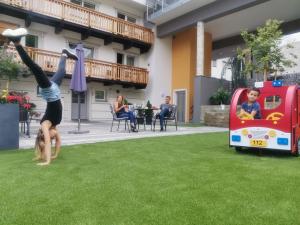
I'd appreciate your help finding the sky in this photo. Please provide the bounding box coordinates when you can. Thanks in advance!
[131,0,146,5]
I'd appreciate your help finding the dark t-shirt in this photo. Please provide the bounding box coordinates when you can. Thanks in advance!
[241,101,261,119]
[160,104,172,111]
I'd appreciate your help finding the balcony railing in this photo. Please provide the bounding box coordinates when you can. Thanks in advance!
[2,0,154,44]
[6,46,148,86]
[147,0,189,20]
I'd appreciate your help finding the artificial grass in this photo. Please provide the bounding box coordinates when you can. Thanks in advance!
[0,133,300,225]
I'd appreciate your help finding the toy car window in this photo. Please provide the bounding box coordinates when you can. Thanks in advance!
[264,96,281,110]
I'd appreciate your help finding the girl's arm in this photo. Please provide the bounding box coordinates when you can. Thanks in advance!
[37,122,52,166]
[114,102,124,112]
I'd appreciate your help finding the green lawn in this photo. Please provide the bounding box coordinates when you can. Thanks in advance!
[0,133,300,225]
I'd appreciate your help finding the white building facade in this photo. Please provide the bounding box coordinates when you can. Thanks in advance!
[0,0,172,121]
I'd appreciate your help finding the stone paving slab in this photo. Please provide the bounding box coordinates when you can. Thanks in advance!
[19,121,228,149]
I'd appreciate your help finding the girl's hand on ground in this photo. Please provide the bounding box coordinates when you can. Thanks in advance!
[32,157,42,161]
[37,162,50,166]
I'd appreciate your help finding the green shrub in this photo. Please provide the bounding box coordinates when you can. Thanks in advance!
[209,88,230,105]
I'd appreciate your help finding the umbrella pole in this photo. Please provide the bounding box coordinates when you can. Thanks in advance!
[78,92,81,132]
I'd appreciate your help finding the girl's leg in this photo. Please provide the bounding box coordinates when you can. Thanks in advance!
[51,56,67,86]
[15,43,51,88]
[128,111,136,125]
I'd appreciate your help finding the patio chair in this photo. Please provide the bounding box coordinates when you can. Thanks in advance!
[153,105,178,131]
[110,104,130,132]
[135,108,146,131]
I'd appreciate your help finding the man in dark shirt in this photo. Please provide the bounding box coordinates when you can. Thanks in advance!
[153,96,173,131]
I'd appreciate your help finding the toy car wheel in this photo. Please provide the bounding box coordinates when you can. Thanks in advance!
[235,147,242,152]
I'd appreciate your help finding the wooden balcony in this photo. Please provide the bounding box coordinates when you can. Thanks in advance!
[0,0,154,53]
[7,46,148,89]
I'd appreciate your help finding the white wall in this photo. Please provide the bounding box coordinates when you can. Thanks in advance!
[143,28,172,107]
[0,77,146,121]
[280,33,300,74]
[211,57,232,81]
[88,83,145,120]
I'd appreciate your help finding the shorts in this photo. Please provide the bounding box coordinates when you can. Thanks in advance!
[40,100,62,126]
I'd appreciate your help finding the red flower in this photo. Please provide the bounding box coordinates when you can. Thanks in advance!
[6,95,17,102]
[24,95,30,102]
[22,103,31,110]
[16,96,23,104]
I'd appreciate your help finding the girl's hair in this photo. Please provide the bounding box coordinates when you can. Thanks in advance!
[35,128,44,159]
[116,95,123,101]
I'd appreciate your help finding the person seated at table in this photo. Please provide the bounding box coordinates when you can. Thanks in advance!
[114,95,138,132]
[153,96,173,131]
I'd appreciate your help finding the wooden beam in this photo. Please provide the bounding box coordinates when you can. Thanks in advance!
[24,14,32,28]
[123,42,133,51]
[122,84,132,89]
[81,29,91,40]
[140,46,150,54]
[103,82,113,86]
[55,22,64,34]
[104,37,113,45]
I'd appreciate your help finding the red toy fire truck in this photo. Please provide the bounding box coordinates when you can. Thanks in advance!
[229,80,300,155]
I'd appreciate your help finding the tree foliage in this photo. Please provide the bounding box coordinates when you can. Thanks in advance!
[0,46,31,90]
[237,19,297,81]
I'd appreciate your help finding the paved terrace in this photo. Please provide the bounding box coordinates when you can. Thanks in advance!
[19,121,228,149]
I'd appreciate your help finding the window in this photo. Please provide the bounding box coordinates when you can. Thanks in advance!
[25,35,38,48]
[95,90,106,102]
[117,53,135,66]
[127,16,136,24]
[117,12,136,24]
[72,92,85,104]
[70,0,81,5]
[69,43,94,59]
[126,55,135,66]
[117,53,124,64]
[70,0,95,10]
[212,60,217,67]
[83,1,95,9]
[117,13,126,20]
[36,85,42,97]
[264,96,282,110]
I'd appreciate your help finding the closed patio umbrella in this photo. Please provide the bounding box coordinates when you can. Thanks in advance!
[69,43,89,134]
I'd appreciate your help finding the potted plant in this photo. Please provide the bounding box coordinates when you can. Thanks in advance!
[0,45,31,150]
[135,105,145,125]
[237,19,297,81]
[145,100,154,125]
[209,88,230,105]
[8,91,36,122]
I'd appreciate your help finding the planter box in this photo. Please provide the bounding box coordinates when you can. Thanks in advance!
[145,116,153,125]
[0,104,19,150]
[201,105,229,128]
